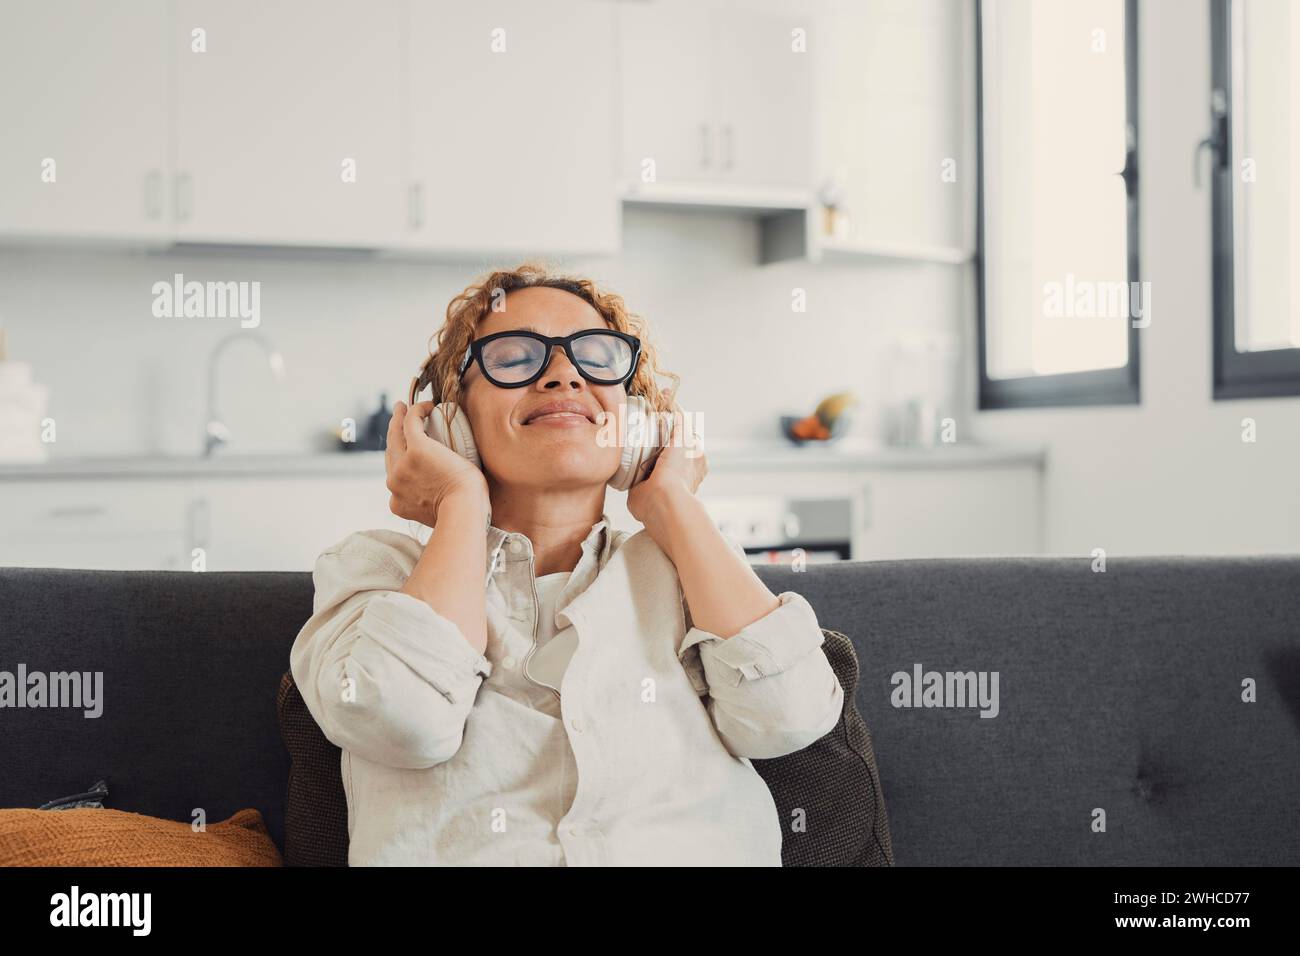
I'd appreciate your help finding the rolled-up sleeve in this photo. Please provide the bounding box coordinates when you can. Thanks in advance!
[290,538,492,770]
[679,589,844,760]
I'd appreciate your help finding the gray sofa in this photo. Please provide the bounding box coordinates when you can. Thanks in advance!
[2,554,1298,865]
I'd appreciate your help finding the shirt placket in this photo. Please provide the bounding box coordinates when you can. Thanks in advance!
[482,519,611,866]
[490,535,560,715]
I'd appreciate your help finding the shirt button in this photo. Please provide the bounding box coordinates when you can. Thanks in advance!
[569,717,584,734]
[509,539,525,555]
[502,655,516,669]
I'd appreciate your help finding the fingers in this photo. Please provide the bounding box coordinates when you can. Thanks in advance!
[386,401,408,469]
[404,399,435,448]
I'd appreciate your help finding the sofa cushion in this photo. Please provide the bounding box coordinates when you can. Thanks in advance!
[753,629,894,865]
[0,807,283,866]
[278,627,892,866]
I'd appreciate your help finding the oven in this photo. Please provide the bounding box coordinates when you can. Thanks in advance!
[702,496,853,565]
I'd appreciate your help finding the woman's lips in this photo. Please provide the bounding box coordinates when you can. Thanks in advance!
[526,412,592,427]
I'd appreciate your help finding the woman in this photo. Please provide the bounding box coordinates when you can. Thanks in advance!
[290,262,844,866]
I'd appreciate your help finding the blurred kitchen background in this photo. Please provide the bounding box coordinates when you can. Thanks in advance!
[0,0,1296,571]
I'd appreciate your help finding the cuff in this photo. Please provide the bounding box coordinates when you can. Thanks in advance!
[679,591,825,687]
[360,590,493,703]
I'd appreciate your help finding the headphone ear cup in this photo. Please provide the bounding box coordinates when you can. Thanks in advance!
[608,394,667,492]
[425,402,482,470]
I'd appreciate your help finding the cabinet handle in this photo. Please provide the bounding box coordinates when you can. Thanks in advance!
[699,123,712,169]
[408,182,424,229]
[721,123,734,171]
[174,172,192,222]
[143,170,163,220]
[45,505,107,519]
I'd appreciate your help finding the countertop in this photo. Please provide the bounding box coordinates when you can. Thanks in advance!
[0,440,1045,480]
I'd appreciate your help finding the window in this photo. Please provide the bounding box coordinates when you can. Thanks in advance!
[976,0,1141,409]
[1210,0,1300,399]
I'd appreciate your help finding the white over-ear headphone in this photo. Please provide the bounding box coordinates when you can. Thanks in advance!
[409,363,671,493]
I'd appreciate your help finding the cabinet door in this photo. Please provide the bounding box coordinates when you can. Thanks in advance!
[858,468,1042,559]
[193,477,409,571]
[0,480,193,570]
[616,0,718,186]
[172,0,404,246]
[406,0,619,255]
[816,0,967,248]
[0,0,170,240]
[714,8,816,189]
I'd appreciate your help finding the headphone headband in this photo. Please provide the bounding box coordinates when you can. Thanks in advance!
[409,353,435,407]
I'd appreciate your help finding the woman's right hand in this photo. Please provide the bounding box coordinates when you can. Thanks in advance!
[385,400,489,527]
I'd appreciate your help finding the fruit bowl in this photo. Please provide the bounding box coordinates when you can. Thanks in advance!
[780,414,851,446]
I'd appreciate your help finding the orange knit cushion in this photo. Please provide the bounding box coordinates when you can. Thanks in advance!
[0,807,283,867]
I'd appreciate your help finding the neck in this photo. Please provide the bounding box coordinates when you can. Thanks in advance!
[487,484,606,577]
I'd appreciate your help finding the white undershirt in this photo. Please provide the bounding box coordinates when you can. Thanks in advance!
[524,571,577,694]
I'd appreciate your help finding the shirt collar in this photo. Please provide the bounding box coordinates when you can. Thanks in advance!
[484,512,613,583]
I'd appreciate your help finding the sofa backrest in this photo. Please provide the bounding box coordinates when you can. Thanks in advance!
[2,555,1298,865]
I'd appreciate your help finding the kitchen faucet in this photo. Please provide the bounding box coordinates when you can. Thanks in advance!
[204,330,286,456]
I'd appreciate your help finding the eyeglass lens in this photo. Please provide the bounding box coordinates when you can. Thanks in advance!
[481,332,633,385]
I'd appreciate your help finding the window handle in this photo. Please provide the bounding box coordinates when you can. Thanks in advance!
[1119,121,1137,197]
[1195,88,1229,190]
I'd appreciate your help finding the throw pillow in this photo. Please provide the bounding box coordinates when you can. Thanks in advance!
[0,807,283,866]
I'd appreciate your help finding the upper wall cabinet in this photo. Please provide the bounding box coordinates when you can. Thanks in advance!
[171,0,405,247]
[0,0,171,241]
[814,0,970,253]
[405,0,619,256]
[618,0,816,193]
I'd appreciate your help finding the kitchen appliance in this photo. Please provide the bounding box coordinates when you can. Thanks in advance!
[704,495,853,565]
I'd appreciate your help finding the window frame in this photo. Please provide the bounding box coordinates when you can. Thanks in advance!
[974,0,1143,410]
[1209,0,1300,400]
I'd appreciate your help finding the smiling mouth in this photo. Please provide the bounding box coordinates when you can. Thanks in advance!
[525,412,592,425]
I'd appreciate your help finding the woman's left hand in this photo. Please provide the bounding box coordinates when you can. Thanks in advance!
[626,392,707,524]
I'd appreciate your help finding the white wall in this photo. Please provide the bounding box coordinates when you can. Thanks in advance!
[0,205,964,458]
[972,0,1300,556]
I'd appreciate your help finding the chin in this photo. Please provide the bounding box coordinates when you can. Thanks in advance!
[533,455,618,485]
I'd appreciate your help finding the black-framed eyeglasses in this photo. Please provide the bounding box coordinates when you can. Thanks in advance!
[458,329,642,389]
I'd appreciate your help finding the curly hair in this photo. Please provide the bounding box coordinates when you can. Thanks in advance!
[408,261,682,432]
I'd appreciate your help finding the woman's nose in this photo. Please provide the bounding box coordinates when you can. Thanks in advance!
[538,345,582,386]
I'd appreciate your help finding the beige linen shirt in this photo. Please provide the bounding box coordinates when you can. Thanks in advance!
[289,512,844,866]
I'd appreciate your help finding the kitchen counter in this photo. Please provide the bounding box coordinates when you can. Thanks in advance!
[0,441,1045,480]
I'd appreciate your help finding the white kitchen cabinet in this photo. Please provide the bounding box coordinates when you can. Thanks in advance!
[814,0,970,252]
[713,8,816,189]
[854,467,1041,559]
[171,0,405,247]
[405,0,620,256]
[618,0,816,193]
[0,0,171,241]
[617,1,716,186]
[0,480,194,570]
[191,477,409,571]
[0,474,407,572]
